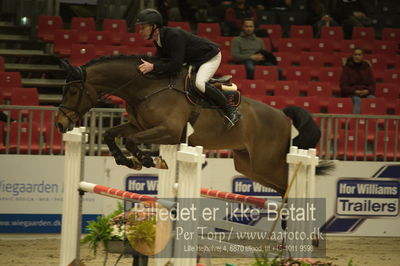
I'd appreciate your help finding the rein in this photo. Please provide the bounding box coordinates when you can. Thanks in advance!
[59,80,96,124]
[60,74,187,122]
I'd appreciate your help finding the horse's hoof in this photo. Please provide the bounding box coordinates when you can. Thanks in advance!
[128,156,142,170]
[142,156,156,168]
[154,156,168,169]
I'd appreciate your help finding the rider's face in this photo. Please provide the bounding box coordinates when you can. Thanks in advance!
[139,24,153,40]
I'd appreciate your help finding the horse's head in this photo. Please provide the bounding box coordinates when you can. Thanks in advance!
[56,59,98,133]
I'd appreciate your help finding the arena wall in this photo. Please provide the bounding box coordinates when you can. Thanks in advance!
[0,155,398,236]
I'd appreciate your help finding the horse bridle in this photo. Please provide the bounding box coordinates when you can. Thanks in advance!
[59,79,97,125]
[59,66,186,126]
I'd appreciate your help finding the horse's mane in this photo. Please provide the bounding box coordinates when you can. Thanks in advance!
[82,54,180,79]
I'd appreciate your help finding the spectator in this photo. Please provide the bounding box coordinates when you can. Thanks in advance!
[340,48,375,114]
[334,0,373,39]
[225,0,257,36]
[313,13,339,38]
[231,18,280,80]
[209,1,232,23]
[264,0,292,11]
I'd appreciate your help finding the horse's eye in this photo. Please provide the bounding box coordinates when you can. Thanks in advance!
[69,87,78,95]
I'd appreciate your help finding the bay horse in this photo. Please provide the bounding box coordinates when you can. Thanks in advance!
[56,55,330,195]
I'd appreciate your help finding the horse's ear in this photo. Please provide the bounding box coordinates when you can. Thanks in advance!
[59,59,83,80]
[59,58,72,72]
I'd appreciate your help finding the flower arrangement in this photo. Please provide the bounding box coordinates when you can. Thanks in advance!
[81,203,156,255]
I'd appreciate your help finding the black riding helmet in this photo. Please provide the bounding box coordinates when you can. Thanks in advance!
[136,8,163,26]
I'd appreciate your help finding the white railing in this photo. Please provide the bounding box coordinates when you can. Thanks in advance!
[1,105,399,161]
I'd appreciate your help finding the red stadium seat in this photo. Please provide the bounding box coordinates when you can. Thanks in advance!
[327,98,352,114]
[273,81,300,96]
[274,52,296,67]
[240,79,268,96]
[276,38,302,53]
[0,56,4,71]
[102,19,128,44]
[376,131,400,161]
[87,31,113,56]
[339,40,365,53]
[0,71,22,88]
[259,24,282,39]
[320,27,343,40]
[299,52,324,68]
[351,27,375,40]
[71,17,96,43]
[168,21,191,32]
[290,25,313,39]
[346,117,381,142]
[53,29,79,57]
[375,83,400,99]
[11,87,39,106]
[103,45,129,56]
[331,52,348,67]
[134,46,157,57]
[284,66,312,85]
[381,28,400,41]
[261,95,287,109]
[309,39,334,53]
[10,87,40,120]
[220,64,246,80]
[317,67,342,94]
[197,23,220,42]
[220,49,233,64]
[364,54,389,69]
[372,40,398,54]
[253,66,279,81]
[0,72,22,102]
[336,129,368,160]
[8,122,42,154]
[382,70,400,84]
[299,52,324,78]
[360,97,387,115]
[37,15,63,42]
[70,44,97,66]
[215,36,233,51]
[292,96,321,113]
[120,32,146,48]
[307,81,333,97]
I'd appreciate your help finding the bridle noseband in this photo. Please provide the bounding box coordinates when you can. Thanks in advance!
[59,79,97,125]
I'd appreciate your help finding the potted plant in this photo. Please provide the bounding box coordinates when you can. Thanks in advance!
[81,201,172,265]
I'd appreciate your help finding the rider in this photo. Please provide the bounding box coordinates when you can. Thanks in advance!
[136,8,240,128]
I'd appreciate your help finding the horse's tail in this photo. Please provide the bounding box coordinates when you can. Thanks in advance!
[282,106,335,176]
[282,106,321,149]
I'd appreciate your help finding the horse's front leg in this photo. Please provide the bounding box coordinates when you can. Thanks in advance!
[125,124,184,169]
[104,123,141,169]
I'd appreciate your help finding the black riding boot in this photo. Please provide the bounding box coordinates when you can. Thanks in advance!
[204,82,241,128]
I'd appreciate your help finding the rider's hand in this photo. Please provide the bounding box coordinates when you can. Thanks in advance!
[139,59,154,74]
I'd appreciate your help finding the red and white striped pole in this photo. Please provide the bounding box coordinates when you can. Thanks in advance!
[200,188,281,209]
[79,181,175,209]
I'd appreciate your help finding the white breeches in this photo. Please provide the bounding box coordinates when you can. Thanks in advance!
[195,52,221,93]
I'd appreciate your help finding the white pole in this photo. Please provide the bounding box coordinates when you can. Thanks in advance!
[286,146,318,258]
[154,145,178,266]
[173,144,204,266]
[59,127,87,266]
